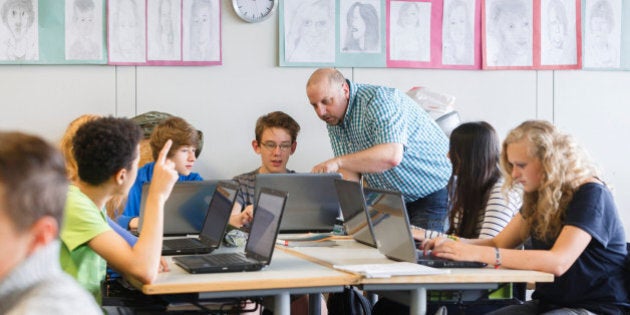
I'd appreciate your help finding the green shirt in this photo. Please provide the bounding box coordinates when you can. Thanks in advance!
[59,185,111,304]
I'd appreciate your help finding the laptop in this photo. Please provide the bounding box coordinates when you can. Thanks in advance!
[363,187,487,268]
[161,181,239,256]
[333,179,377,247]
[254,173,341,232]
[138,180,220,236]
[173,187,288,274]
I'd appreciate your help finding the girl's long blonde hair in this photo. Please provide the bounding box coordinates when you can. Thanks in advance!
[500,120,599,241]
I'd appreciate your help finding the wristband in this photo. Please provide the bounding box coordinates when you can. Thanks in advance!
[446,235,459,242]
[494,247,502,269]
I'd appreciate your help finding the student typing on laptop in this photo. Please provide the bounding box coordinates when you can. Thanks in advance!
[373,122,523,314]
[229,111,301,228]
[59,117,178,303]
[116,116,203,231]
[423,121,630,314]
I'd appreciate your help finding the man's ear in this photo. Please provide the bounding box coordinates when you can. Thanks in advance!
[252,140,261,154]
[27,216,58,256]
[290,141,297,155]
[115,168,127,185]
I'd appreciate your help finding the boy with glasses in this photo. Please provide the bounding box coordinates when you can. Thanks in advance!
[229,111,300,228]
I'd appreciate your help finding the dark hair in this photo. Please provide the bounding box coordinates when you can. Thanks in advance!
[0,132,68,233]
[344,2,379,51]
[254,111,301,143]
[150,116,201,160]
[73,116,143,185]
[447,121,501,238]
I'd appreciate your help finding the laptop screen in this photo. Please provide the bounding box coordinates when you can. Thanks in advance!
[334,179,375,246]
[199,182,239,244]
[254,173,341,232]
[139,180,219,235]
[245,188,287,262]
[363,187,418,263]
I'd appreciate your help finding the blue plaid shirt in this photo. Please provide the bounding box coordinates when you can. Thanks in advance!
[327,80,451,202]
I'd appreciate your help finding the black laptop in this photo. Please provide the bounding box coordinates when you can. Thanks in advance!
[173,187,288,274]
[254,173,341,232]
[138,180,220,236]
[363,187,487,268]
[161,181,238,255]
[334,179,377,247]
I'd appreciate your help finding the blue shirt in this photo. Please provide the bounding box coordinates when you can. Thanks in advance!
[530,183,629,314]
[116,161,203,229]
[327,80,451,202]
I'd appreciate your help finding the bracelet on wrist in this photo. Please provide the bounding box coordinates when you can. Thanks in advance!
[494,247,502,269]
[446,235,459,242]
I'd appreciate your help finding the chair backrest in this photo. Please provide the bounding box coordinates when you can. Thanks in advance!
[434,110,461,137]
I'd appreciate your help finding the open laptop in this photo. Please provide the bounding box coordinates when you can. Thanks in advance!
[363,187,487,268]
[173,187,288,274]
[254,173,341,232]
[334,179,377,247]
[161,181,239,256]
[139,180,220,236]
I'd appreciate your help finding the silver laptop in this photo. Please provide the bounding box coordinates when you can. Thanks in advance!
[162,181,238,255]
[363,187,487,268]
[139,180,220,236]
[173,187,288,274]
[334,179,377,247]
[254,173,341,232]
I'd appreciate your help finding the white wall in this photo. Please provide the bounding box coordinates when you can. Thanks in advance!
[1,1,629,239]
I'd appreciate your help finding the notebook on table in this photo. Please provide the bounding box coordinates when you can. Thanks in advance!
[139,180,221,236]
[333,179,377,247]
[161,181,239,256]
[254,173,341,232]
[363,187,487,268]
[173,187,288,274]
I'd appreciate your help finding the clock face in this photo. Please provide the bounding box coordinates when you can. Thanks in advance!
[233,0,276,23]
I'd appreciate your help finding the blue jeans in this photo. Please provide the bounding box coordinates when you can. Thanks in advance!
[405,187,448,233]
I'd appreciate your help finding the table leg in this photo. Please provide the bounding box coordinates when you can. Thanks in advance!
[409,287,427,315]
[274,292,291,315]
[308,293,321,315]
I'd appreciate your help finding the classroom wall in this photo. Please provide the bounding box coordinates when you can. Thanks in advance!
[1,1,629,239]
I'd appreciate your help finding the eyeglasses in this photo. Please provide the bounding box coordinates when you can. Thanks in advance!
[260,141,292,152]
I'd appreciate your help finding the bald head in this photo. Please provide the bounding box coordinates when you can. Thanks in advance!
[306,68,350,126]
[306,68,345,89]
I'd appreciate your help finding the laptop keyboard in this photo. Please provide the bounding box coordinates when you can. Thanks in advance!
[163,238,204,249]
[202,253,251,265]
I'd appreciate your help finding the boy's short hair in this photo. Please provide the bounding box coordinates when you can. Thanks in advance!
[0,132,68,233]
[73,116,143,186]
[150,117,201,160]
[255,111,301,143]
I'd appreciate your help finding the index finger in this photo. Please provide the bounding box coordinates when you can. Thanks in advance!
[156,139,173,165]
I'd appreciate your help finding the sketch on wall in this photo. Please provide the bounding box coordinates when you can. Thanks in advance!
[108,0,146,63]
[182,0,221,62]
[389,1,431,62]
[540,0,578,66]
[583,0,621,68]
[0,0,38,61]
[147,0,181,61]
[65,0,103,61]
[442,0,475,65]
[283,0,335,63]
[341,0,381,53]
[484,0,533,68]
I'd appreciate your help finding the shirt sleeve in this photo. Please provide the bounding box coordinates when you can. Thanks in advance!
[478,184,522,239]
[107,217,138,246]
[61,189,111,251]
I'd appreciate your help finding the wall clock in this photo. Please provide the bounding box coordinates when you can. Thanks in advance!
[232,0,277,23]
